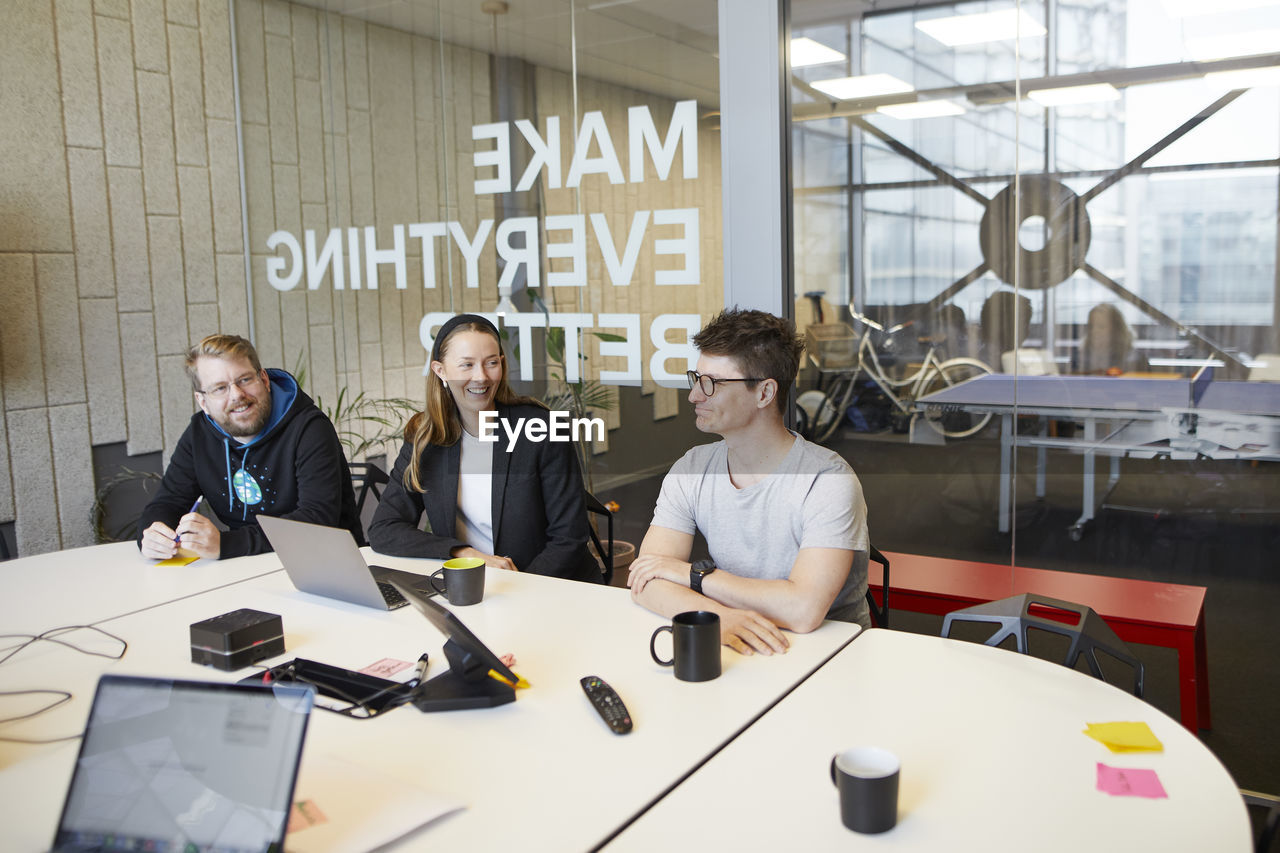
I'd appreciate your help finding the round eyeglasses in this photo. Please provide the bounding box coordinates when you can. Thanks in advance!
[686,370,765,397]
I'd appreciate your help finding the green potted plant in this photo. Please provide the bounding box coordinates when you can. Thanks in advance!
[526,291,635,582]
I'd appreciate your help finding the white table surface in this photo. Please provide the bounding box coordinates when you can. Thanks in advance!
[604,628,1251,852]
[0,541,285,632]
[0,551,859,852]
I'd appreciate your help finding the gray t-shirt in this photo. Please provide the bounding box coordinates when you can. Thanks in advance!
[651,433,870,627]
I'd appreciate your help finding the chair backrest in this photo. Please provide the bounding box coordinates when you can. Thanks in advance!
[584,489,614,585]
[1242,790,1280,853]
[1249,354,1280,382]
[866,546,889,628]
[1001,348,1059,376]
[941,593,1144,697]
[350,461,390,517]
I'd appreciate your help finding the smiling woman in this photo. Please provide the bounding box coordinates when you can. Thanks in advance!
[367,314,600,583]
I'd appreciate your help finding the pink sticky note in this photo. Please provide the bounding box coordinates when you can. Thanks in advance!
[359,657,411,678]
[1096,763,1168,798]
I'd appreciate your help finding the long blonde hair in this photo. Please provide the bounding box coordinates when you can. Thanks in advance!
[403,319,542,492]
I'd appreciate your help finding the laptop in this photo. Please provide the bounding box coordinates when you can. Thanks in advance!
[257,515,440,611]
[52,674,313,853]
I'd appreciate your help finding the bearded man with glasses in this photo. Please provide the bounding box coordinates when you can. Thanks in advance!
[628,309,870,655]
[137,334,361,560]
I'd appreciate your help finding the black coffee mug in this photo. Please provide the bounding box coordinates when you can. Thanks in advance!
[829,746,900,834]
[428,557,485,606]
[649,611,721,682]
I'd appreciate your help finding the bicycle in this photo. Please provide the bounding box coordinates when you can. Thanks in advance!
[797,311,993,443]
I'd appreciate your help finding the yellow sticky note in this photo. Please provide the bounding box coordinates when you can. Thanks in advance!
[1083,721,1164,753]
[156,554,199,567]
[488,669,530,689]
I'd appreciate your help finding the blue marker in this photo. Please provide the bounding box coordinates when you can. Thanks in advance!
[174,496,203,545]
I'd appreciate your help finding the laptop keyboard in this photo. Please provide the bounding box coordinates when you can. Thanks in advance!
[377,581,409,609]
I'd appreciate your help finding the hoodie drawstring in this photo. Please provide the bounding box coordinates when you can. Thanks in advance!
[223,440,233,513]
[223,439,258,520]
[239,447,251,520]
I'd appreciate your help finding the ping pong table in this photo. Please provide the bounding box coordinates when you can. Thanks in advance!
[917,373,1280,538]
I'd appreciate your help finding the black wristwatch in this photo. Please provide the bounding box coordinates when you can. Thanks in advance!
[690,559,717,594]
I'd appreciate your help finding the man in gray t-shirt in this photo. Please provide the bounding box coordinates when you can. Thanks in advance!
[629,309,870,656]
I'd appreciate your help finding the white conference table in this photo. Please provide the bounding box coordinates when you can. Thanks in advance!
[0,547,860,852]
[605,628,1251,852]
[0,540,283,632]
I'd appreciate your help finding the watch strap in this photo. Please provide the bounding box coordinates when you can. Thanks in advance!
[690,559,716,595]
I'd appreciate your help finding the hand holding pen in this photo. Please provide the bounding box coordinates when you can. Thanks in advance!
[174,496,221,560]
[173,497,202,546]
[139,496,205,560]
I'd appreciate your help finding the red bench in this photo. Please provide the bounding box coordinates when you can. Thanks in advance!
[869,551,1210,733]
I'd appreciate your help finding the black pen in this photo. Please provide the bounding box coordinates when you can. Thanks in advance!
[413,653,429,685]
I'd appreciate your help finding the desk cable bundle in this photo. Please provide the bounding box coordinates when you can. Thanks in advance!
[246,634,520,719]
[0,624,127,743]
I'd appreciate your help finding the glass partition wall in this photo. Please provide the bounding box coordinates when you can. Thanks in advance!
[236,0,722,490]
[791,0,1279,781]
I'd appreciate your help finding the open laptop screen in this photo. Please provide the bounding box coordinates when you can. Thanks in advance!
[53,674,313,853]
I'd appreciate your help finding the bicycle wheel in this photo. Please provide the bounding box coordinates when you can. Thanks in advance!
[917,358,992,439]
[804,373,857,443]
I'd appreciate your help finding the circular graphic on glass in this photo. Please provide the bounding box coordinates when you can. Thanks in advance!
[233,468,263,506]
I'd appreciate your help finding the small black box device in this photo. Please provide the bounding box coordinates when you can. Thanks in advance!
[190,608,285,671]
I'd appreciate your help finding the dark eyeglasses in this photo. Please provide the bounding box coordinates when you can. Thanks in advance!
[686,370,764,397]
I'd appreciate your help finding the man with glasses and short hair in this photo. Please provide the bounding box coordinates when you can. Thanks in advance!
[628,309,870,655]
[137,334,362,560]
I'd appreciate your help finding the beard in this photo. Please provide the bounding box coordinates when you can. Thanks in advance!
[214,394,271,438]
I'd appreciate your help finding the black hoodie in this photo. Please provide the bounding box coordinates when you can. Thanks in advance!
[137,369,363,558]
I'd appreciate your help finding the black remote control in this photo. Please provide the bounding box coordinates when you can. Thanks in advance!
[580,675,633,734]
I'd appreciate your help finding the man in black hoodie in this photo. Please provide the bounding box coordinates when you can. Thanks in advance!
[138,334,362,560]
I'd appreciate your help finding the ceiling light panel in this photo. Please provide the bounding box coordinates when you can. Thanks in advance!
[915,9,1047,46]
[810,73,914,100]
[791,37,846,68]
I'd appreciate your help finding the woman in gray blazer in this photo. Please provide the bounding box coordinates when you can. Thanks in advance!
[368,314,598,582]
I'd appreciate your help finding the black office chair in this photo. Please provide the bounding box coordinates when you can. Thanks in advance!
[350,462,390,518]
[867,546,890,628]
[0,530,11,561]
[941,593,1145,697]
[584,489,614,585]
[1243,790,1280,853]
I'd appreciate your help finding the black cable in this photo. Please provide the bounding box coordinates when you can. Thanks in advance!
[291,672,415,718]
[0,625,127,743]
[0,689,72,723]
[0,732,83,744]
[0,625,128,667]
[252,663,414,719]
[0,690,80,743]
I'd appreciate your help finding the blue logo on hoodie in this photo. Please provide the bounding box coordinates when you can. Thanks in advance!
[233,468,263,506]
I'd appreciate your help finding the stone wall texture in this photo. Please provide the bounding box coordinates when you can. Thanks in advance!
[0,0,721,555]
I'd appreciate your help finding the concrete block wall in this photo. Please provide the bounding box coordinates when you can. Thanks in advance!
[0,0,723,556]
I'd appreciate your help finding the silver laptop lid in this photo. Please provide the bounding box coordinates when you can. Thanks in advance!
[53,674,313,853]
[257,515,390,609]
